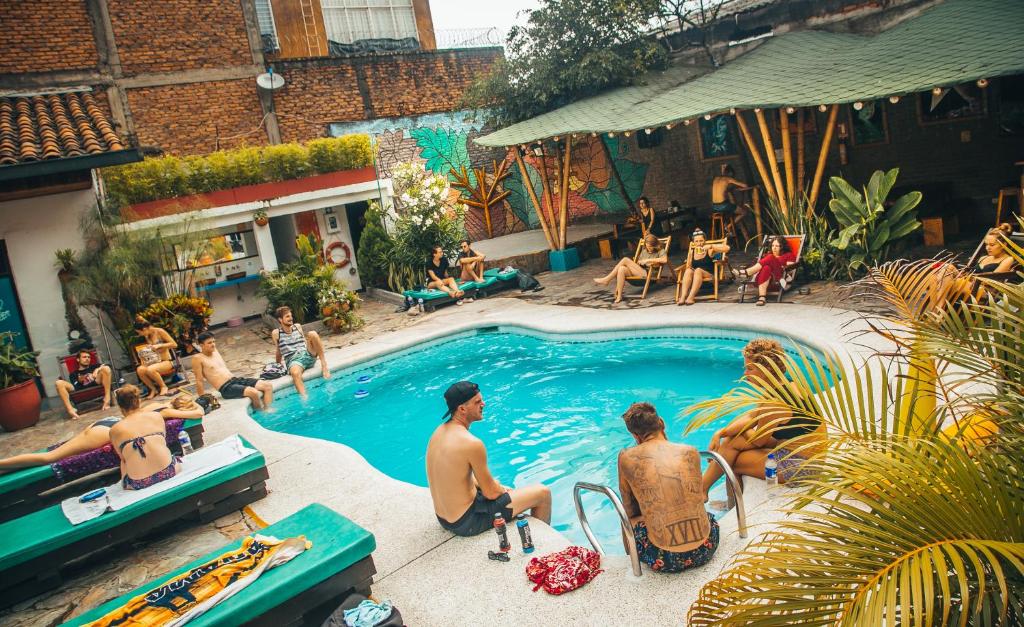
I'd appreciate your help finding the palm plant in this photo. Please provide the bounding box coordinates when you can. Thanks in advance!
[683,240,1024,624]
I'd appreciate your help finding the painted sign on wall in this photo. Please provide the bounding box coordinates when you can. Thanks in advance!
[0,276,29,349]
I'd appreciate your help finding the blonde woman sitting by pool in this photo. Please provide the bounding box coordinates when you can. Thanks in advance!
[426,246,465,301]
[593,234,668,304]
[677,229,729,305]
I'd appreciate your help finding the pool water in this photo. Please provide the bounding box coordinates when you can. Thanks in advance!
[256,329,773,551]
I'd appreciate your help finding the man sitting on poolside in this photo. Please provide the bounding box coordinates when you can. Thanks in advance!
[618,402,719,573]
[272,305,330,398]
[426,381,552,536]
[55,349,113,419]
[192,331,273,410]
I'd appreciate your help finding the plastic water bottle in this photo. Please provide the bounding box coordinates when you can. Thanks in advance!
[493,513,511,552]
[765,453,778,491]
[417,298,425,313]
[516,514,534,553]
[178,431,194,455]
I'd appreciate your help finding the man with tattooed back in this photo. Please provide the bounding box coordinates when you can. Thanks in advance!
[617,402,719,573]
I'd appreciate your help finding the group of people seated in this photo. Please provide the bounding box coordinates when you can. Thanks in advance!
[424,240,487,303]
[426,338,821,574]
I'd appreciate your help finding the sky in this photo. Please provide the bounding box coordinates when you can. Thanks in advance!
[428,0,541,43]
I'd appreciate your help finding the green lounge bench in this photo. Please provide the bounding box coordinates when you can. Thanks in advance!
[0,419,204,524]
[477,267,518,296]
[0,435,267,609]
[64,503,377,627]
[402,279,478,312]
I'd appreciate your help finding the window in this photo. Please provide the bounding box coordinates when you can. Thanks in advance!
[321,0,417,43]
[254,0,279,51]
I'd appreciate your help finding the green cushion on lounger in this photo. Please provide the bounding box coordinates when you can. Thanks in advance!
[484,268,517,281]
[473,275,499,289]
[403,279,476,301]
[65,503,376,627]
[0,435,264,570]
[0,418,204,495]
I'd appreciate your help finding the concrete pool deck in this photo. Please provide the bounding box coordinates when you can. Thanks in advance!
[191,299,889,625]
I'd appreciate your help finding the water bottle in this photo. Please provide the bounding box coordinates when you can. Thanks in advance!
[178,430,194,455]
[516,514,534,553]
[493,513,511,552]
[765,453,778,490]
[417,298,425,313]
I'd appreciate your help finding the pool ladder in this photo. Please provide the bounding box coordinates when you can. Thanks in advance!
[573,450,747,577]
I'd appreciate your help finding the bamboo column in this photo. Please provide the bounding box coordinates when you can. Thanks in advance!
[734,112,777,204]
[755,109,788,214]
[558,139,572,250]
[809,104,839,210]
[780,110,794,205]
[513,149,557,250]
[796,108,806,202]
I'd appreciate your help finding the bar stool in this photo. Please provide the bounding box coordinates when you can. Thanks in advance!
[995,187,1020,225]
[710,212,738,241]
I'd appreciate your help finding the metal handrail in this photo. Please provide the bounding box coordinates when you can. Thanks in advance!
[700,450,748,538]
[573,482,643,577]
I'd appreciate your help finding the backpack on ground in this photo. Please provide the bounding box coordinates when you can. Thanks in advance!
[516,269,542,292]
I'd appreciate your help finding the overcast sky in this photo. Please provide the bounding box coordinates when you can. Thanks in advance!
[429,0,541,43]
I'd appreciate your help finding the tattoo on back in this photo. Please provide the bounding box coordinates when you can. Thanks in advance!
[664,516,705,545]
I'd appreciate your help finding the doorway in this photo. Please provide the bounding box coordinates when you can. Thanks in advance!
[345,201,369,254]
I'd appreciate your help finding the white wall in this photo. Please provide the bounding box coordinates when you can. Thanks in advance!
[316,206,363,291]
[0,189,94,396]
[204,280,266,326]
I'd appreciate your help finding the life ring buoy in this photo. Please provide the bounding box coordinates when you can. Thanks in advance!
[325,241,352,269]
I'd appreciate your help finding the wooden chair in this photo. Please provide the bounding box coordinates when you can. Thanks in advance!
[995,187,1020,226]
[675,238,729,302]
[738,234,806,303]
[625,236,674,300]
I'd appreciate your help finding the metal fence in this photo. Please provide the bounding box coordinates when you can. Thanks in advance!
[433,27,504,49]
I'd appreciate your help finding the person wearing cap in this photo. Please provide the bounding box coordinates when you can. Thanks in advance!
[426,381,552,536]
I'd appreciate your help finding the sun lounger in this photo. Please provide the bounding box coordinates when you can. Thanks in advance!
[0,418,204,523]
[64,503,377,627]
[402,279,478,312]
[475,267,518,296]
[738,234,806,303]
[0,435,267,608]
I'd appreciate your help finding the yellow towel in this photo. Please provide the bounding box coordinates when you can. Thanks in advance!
[86,534,310,627]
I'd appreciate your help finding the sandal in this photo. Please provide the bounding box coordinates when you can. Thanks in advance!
[756,296,767,307]
[730,267,748,280]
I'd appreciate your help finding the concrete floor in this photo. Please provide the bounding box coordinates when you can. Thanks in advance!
[472,224,613,260]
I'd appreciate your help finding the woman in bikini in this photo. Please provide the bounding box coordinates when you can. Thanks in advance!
[731,235,796,306]
[677,229,729,305]
[593,233,668,304]
[932,223,1017,306]
[109,385,182,490]
[0,392,204,473]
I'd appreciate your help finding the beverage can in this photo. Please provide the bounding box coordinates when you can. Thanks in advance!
[516,514,534,553]
[493,513,511,552]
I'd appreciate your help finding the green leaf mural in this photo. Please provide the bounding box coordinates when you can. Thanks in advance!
[409,127,475,187]
[502,162,540,227]
[583,137,648,212]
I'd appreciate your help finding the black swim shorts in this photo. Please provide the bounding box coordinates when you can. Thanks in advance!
[219,377,259,399]
[436,488,513,537]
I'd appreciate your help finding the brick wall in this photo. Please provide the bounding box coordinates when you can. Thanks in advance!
[106,0,253,74]
[126,79,267,155]
[274,63,364,143]
[0,0,98,74]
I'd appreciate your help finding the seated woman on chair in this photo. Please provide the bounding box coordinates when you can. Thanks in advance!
[0,392,204,473]
[593,234,667,304]
[110,385,182,490]
[134,319,178,399]
[732,236,796,306]
[677,229,729,306]
[931,223,1017,306]
[425,246,466,301]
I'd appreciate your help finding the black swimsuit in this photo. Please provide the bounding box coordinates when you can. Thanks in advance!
[691,252,715,274]
[774,417,820,441]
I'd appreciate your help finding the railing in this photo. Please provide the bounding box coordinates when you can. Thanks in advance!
[433,27,504,49]
[700,450,748,538]
[573,482,643,577]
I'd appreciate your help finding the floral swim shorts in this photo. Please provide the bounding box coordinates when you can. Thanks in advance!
[633,512,719,573]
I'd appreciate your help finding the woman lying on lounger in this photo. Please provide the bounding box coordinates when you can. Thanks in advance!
[0,392,203,473]
[425,246,466,300]
[594,234,668,304]
[931,223,1017,306]
[110,385,182,490]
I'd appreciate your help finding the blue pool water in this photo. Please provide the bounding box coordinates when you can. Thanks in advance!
[256,328,797,551]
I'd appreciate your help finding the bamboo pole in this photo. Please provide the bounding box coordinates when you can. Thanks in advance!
[809,104,839,210]
[796,108,806,202]
[755,109,787,214]
[734,112,777,204]
[559,138,572,250]
[752,187,762,240]
[537,143,560,242]
[780,110,794,205]
[513,149,557,250]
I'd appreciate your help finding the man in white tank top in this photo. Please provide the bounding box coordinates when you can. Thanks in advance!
[272,306,330,398]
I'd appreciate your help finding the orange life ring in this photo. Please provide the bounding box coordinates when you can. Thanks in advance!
[325,241,351,269]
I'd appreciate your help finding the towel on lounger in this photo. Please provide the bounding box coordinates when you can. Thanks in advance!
[83,534,310,627]
[61,435,257,525]
[50,420,188,483]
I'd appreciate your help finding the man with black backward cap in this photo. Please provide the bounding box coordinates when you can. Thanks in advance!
[426,381,552,536]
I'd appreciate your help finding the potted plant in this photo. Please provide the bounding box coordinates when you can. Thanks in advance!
[253,208,269,227]
[0,331,42,432]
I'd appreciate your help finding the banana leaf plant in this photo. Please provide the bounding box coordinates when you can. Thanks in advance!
[828,168,922,277]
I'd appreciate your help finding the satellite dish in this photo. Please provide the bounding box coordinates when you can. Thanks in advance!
[256,71,285,90]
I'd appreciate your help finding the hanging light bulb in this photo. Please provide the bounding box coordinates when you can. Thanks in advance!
[683,119,691,126]
[729,108,736,115]
[853,101,864,110]
[665,122,674,130]
[888,95,900,104]
[644,128,652,134]
[753,108,761,113]
[623,130,631,137]
[977,78,989,88]
[590,132,597,137]
[818,104,828,112]
[932,86,943,95]
[785,106,795,114]
[607,132,615,138]
[703,113,712,120]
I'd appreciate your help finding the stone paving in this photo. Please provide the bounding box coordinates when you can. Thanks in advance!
[0,258,877,624]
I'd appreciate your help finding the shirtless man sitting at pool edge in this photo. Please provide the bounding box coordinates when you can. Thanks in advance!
[426,381,551,536]
[192,331,274,410]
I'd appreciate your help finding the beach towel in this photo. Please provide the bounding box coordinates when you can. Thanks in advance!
[83,534,309,627]
[61,435,257,525]
[50,419,188,484]
[525,546,602,595]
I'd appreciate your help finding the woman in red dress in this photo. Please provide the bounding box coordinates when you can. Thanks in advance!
[732,236,796,306]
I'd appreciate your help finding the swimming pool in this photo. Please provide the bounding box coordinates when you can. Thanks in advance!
[255,327,813,551]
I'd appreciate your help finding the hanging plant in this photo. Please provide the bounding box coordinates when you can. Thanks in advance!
[253,208,269,226]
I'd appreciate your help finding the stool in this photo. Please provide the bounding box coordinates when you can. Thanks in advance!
[995,187,1020,225]
[710,212,727,240]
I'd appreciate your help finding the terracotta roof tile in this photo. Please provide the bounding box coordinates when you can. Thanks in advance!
[0,89,128,167]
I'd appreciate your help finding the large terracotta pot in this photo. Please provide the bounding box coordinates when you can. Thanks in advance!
[0,379,42,432]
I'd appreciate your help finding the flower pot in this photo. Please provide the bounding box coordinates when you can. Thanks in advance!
[548,247,581,272]
[0,379,41,432]
[254,216,269,227]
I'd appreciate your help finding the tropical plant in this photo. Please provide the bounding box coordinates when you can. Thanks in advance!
[828,168,922,277]
[355,201,392,289]
[138,294,213,355]
[0,331,40,389]
[257,234,340,323]
[682,243,1024,624]
[318,285,363,333]
[54,248,91,343]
